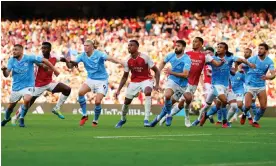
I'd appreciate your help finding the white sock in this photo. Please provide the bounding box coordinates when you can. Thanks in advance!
[227,103,238,121]
[54,94,69,110]
[144,96,151,121]
[197,105,211,120]
[13,107,21,120]
[184,104,190,119]
[121,104,129,121]
[170,104,181,116]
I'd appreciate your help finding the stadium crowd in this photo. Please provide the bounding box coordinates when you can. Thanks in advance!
[1,9,276,107]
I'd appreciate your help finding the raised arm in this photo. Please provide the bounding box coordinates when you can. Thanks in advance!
[106,55,124,66]
[236,58,256,69]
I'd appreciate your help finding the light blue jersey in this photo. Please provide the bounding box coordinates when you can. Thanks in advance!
[164,52,191,87]
[245,55,274,87]
[230,71,245,94]
[75,50,108,80]
[7,54,43,91]
[211,55,238,87]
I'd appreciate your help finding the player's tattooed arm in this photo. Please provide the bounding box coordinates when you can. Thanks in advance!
[236,58,256,69]
[106,56,124,66]
[115,72,129,98]
[151,66,160,91]
[1,61,11,77]
[262,69,276,80]
[42,58,60,76]
[158,61,166,71]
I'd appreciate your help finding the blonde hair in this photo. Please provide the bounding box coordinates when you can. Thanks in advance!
[85,39,99,49]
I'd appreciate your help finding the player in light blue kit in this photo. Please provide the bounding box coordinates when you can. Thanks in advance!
[68,40,123,127]
[241,43,275,128]
[1,44,60,127]
[149,40,192,127]
[229,67,253,124]
[196,42,255,128]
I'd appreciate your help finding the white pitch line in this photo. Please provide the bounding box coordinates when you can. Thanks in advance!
[187,139,276,145]
[94,133,212,139]
[196,161,275,166]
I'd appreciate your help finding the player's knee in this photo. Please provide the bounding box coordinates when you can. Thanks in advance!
[164,94,171,100]
[260,106,267,110]
[144,87,152,96]
[95,100,102,106]
[63,86,71,96]
[78,91,85,96]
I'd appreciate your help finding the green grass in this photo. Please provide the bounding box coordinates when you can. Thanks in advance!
[2,114,276,166]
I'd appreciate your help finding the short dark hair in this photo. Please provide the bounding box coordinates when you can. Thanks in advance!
[129,40,139,47]
[42,42,52,48]
[205,47,214,53]
[218,42,228,51]
[176,40,186,47]
[14,44,23,49]
[195,37,204,44]
[245,48,252,53]
[259,43,269,50]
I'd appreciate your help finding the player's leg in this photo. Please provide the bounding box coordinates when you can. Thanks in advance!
[159,96,182,126]
[1,102,18,126]
[11,96,38,126]
[78,83,91,126]
[150,88,174,127]
[115,97,133,128]
[252,89,267,128]
[92,93,104,126]
[142,80,154,125]
[226,90,238,126]
[216,94,229,128]
[211,99,222,125]
[18,92,33,127]
[51,82,71,119]
[251,98,257,116]
[241,91,253,125]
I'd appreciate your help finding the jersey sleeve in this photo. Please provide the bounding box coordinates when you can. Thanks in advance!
[145,55,154,68]
[183,56,192,71]
[123,60,129,72]
[205,54,214,63]
[100,51,108,61]
[7,58,13,71]
[74,53,83,63]
[164,53,173,63]
[269,60,275,70]
[29,55,43,63]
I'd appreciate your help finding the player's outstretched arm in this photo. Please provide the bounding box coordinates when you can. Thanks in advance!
[106,56,124,66]
[115,72,129,98]
[151,66,160,90]
[42,58,60,76]
[262,68,275,80]
[236,58,256,69]
[1,66,10,77]
[164,68,189,78]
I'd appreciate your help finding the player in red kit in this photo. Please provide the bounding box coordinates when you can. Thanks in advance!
[114,40,160,128]
[160,37,223,127]
[11,42,71,125]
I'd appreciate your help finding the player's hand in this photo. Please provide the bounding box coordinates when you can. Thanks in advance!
[1,61,7,70]
[42,64,49,71]
[249,63,256,69]
[164,67,172,75]
[54,70,60,77]
[153,85,161,92]
[261,75,268,80]
[114,90,120,99]
[220,58,226,63]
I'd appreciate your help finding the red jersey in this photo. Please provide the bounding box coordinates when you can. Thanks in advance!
[35,56,59,87]
[186,51,213,86]
[203,64,212,84]
[124,53,154,82]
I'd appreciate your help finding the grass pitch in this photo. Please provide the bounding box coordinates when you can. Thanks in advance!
[2,114,276,166]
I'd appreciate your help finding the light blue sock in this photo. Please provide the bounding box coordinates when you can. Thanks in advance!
[94,105,102,121]
[158,106,167,121]
[78,96,87,116]
[5,108,13,120]
[251,103,257,115]
[165,99,172,115]
[217,109,222,122]
[19,105,27,118]
[221,107,227,121]
[207,106,217,116]
[254,108,265,122]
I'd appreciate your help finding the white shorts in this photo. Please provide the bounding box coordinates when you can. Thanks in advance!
[245,86,265,99]
[205,85,227,104]
[33,82,59,97]
[10,87,34,103]
[185,84,197,94]
[165,79,187,101]
[85,78,108,96]
[226,89,236,102]
[126,79,154,99]
[203,83,212,95]
[234,93,244,101]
